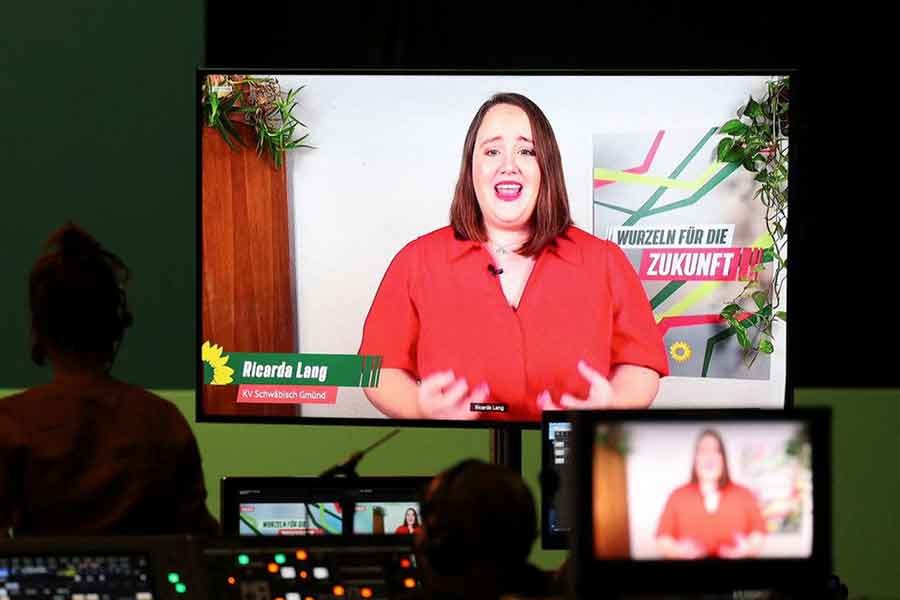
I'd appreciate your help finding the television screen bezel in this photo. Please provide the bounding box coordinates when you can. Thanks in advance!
[196,67,797,428]
[569,407,831,595]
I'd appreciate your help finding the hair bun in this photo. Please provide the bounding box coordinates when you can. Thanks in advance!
[56,223,102,258]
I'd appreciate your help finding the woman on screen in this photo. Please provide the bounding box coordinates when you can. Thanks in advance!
[359,92,669,422]
[655,429,767,559]
[395,507,421,534]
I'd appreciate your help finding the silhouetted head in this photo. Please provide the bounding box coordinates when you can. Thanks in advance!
[419,459,537,576]
[29,222,132,370]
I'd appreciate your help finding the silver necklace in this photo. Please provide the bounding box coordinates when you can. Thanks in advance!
[491,242,517,255]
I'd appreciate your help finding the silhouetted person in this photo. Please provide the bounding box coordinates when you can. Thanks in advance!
[405,459,558,600]
[0,223,219,537]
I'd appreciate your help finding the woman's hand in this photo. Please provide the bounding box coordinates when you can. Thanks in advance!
[418,370,489,420]
[362,368,489,419]
[719,532,764,559]
[537,360,614,410]
[673,538,707,559]
[657,536,707,559]
[536,361,660,411]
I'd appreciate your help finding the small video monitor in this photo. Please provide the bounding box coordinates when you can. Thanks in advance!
[540,412,576,549]
[570,408,831,595]
[346,482,428,536]
[221,477,430,537]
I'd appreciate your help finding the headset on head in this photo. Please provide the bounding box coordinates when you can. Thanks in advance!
[30,230,133,369]
[420,458,483,576]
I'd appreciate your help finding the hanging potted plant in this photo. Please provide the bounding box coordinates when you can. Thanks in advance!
[201,74,313,169]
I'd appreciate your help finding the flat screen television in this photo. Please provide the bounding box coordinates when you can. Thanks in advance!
[198,70,791,427]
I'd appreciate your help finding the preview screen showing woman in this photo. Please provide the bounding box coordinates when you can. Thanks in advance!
[199,73,789,425]
[591,420,813,560]
[352,503,422,535]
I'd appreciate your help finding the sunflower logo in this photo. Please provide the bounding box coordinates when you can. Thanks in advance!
[202,340,234,385]
[669,341,693,363]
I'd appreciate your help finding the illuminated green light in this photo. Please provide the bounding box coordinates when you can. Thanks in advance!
[237,554,250,566]
[175,582,187,594]
[167,572,180,584]
[274,553,286,565]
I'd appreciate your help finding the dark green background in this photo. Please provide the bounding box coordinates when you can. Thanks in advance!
[2,2,898,596]
[2,1,199,389]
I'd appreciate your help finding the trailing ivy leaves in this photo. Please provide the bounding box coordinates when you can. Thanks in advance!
[743,97,765,120]
[716,77,789,366]
[720,303,750,349]
[720,119,748,136]
[717,138,734,161]
[721,303,741,319]
[727,316,751,349]
[723,146,746,164]
[752,291,768,310]
[716,134,752,164]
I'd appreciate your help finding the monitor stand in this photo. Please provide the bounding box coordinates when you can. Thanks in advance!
[490,427,522,473]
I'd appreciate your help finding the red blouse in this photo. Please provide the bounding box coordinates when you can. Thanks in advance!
[656,483,767,557]
[359,226,669,421]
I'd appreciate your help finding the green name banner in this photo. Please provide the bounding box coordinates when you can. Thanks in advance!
[201,342,382,387]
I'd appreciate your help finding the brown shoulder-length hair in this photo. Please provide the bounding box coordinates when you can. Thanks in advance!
[449,92,572,257]
[690,429,732,489]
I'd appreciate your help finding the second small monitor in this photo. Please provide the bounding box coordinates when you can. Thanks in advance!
[221,477,430,537]
[570,409,831,594]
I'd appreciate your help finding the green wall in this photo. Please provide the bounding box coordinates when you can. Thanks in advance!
[1,0,201,389]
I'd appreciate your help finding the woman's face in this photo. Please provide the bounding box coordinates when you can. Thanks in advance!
[472,104,541,235]
[695,434,724,483]
[406,509,417,526]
